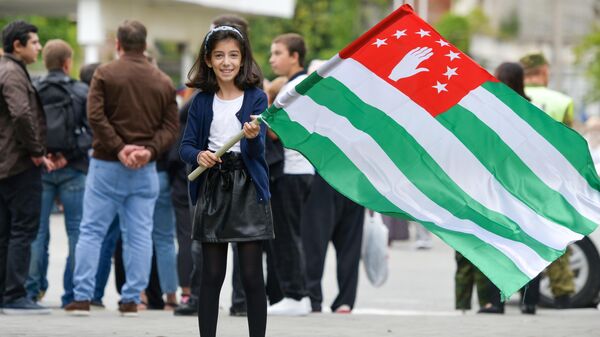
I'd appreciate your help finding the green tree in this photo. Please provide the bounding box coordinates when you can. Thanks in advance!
[498,9,519,40]
[0,16,79,77]
[434,13,470,53]
[249,0,392,79]
[575,25,600,102]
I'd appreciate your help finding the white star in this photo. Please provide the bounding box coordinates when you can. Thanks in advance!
[393,29,407,39]
[436,39,450,47]
[445,50,461,61]
[372,38,388,48]
[432,81,448,93]
[415,29,431,38]
[443,66,458,79]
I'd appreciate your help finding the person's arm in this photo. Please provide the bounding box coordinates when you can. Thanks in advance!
[145,85,179,160]
[64,82,90,162]
[563,100,574,127]
[245,91,268,159]
[179,96,203,166]
[3,72,45,157]
[86,68,125,156]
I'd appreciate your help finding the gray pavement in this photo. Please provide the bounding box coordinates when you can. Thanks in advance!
[1,214,599,336]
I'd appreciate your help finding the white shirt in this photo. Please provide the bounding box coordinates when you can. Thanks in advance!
[208,93,244,153]
[275,74,315,175]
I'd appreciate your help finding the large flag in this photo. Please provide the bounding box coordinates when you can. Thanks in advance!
[260,4,600,298]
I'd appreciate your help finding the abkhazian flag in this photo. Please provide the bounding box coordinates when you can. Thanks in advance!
[260,4,600,298]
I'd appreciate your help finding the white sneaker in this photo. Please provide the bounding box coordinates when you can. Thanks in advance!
[267,297,311,316]
[414,239,432,250]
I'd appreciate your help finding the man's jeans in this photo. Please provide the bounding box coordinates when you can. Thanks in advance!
[26,168,85,306]
[0,167,42,304]
[153,172,178,294]
[73,159,159,304]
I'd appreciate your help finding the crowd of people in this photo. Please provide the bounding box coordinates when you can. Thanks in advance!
[0,14,369,337]
[0,11,587,337]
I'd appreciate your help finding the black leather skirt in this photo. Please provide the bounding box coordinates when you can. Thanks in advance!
[192,152,274,242]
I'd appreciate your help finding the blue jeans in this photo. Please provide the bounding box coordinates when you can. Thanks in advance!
[26,168,86,306]
[153,172,179,294]
[73,159,159,304]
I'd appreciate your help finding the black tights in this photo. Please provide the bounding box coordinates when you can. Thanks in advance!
[198,241,266,337]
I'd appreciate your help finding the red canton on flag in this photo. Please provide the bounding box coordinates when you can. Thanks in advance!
[341,7,495,116]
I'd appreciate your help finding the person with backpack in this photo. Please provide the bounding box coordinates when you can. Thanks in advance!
[25,39,92,308]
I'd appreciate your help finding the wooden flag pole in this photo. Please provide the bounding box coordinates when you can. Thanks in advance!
[187,117,263,181]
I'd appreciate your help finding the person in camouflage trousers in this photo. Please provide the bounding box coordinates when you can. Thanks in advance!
[520,52,575,309]
[454,252,498,312]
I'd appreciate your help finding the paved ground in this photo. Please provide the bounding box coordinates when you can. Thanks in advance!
[1,214,599,336]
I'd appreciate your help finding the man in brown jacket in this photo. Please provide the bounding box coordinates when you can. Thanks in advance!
[0,20,52,314]
[64,20,178,317]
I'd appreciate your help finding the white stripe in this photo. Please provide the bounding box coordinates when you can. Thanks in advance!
[283,91,547,278]
[315,55,583,250]
[459,87,600,225]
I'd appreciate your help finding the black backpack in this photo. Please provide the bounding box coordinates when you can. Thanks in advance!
[35,76,92,154]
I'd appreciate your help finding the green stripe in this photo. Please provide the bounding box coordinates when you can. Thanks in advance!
[482,81,600,192]
[261,105,532,298]
[292,73,562,261]
[437,105,597,236]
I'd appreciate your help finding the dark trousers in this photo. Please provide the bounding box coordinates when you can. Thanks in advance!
[0,167,42,304]
[230,243,246,311]
[189,240,202,300]
[521,275,540,305]
[269,174,312,300]
[171,175,193,290]
[301,174,364,311]
[231,242,282,310]
[114,237,164,308]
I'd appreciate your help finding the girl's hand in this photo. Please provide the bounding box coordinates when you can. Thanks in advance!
[197,150,222,168]
[243,115,260,139]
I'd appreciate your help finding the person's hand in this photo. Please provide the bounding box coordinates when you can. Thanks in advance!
[128,148,152,169]
[243,116,260,139]
[31,156,44,166]
[197,151,222,168]
[118,145,145,168]
[32,156,56,172]
[47,153,68,170]
[42,157,57,172]
[267,128,279,141]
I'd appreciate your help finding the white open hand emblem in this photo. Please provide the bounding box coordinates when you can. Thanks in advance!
[388,47,434,81]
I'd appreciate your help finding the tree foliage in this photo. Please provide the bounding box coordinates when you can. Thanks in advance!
[0,16,79,76]
[575,25,600,102]
[249,0,392,79]
[434,13,470,53]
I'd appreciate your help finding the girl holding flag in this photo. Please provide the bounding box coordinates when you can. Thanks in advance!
[180,25,272,337]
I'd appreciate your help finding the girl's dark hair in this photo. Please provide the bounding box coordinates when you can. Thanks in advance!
[186,25,262,92]
[494,62,530,101]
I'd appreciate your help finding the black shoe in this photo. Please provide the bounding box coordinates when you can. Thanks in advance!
[554,295,571,309]
[520,304,536,315]
[174,300,198,316]
[229,305,247,317]
[3,297,51,315]
[477,306,504,314]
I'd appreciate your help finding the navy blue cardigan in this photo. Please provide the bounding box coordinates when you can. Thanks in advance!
[179,87,270,205]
